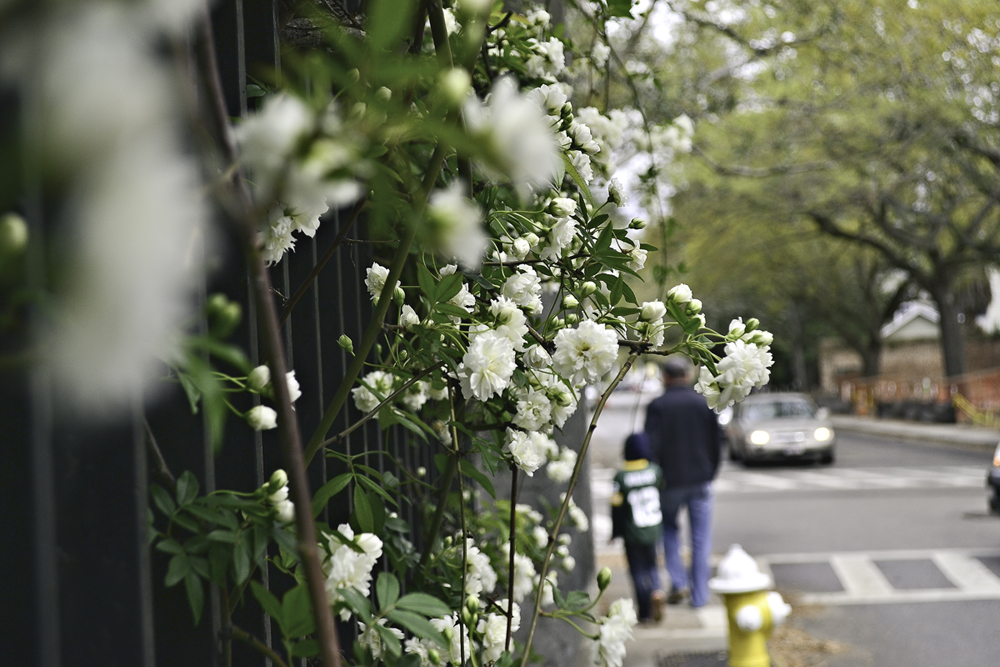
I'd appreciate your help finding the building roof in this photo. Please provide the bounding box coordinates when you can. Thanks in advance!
[880,302,940,343]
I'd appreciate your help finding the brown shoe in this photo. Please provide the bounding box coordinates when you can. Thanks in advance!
[667,587,689,605]
[650,589,666,622]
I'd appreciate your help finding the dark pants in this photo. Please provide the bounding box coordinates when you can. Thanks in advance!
[624,541,661,620]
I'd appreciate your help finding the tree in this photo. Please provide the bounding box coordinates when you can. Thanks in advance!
[667,0,1000,378]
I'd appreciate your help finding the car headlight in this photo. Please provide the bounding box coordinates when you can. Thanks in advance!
[814,427,832,442]
[750,430,770,445]
[993,441,1000,468]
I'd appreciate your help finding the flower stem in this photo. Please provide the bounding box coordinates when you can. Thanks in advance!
[505,464,518,653]
[229,624,290,667]
[518,351,641,667]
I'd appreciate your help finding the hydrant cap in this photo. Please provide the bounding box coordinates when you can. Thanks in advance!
[708,544,772,594]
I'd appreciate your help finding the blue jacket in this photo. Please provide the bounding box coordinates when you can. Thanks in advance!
[644,385,722,486]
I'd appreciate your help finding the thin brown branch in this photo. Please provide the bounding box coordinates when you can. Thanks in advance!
[229,624,290,667]
[195,8,342,667]
[505,464,518,652]
[144,418,177,493]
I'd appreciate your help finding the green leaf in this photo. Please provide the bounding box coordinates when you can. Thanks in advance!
[561,153,594,205]
[207,529,239,544]
[251,581,285,631]
[459,459,495,499]
[177,372,201,413]
[175,471,199,506]
[434,273,464,304]
[594,222,615,254]
[434,302,473,319]
[165,554,190,587]
[208,544,229,586]
[189,555,210,579]
[337,587,373,624]
[183,503,225,525]
[283,584,316,638]
[273,524,299,557]
[354,485,374,533]
[185,571,205,625]
[375,624,403,657]
[156,538,184,555]
[606,0,636,18]
[367,0,417,51]
[610,277,624,305]
[150,484,177,517]
[418,264,436,299]
[377,571,400,610]
[564,590,591,611]
[232,533,251,584]
[246,83,267,99]
[395,593,452,618]
[385,610,447,647]
[291,640,320,658]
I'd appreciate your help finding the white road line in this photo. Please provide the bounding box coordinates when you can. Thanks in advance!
[829,554,893,598]
[932,551,1000,594]
[799,588,1000,605]
[721,472,801,490]
[777,471,863,489]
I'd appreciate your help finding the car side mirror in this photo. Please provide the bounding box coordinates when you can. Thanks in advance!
[816,407,830,420]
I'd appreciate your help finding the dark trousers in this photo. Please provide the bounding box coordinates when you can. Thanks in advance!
[624,541,661,620]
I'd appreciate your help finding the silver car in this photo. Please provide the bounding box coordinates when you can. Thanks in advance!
[724,393,836,465]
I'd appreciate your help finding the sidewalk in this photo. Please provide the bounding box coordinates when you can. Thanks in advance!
[605,414,999,667]
[830,414,998,450]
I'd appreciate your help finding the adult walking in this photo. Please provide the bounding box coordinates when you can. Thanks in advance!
[644,357,723,608]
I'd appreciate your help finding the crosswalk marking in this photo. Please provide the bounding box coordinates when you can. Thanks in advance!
[713,465,985,494]
[757,548,1000,606]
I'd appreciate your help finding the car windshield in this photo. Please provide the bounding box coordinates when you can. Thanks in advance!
[743,399,816,421]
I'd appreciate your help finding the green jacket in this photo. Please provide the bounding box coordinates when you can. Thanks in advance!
[611,459,664,546]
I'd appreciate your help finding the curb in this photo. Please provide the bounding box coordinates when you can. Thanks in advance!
[830,415,998,451]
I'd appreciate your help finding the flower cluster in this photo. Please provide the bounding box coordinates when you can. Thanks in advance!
[591,599,639,667]
[695,318,775,411]
[262,469,295,524]
[322,525,383,620]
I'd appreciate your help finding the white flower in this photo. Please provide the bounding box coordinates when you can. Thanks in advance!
[667,283,693,304]
[401,381,429,412]
[400,304,420,328]
[569,149,594,183]
[503,544,537,602]
[248,365,271,391]
[504,429,549,476]
[528,83,568,113]
[246,405,278,431]
[285,371,302,403]
[640,301,667,322]
[352,370,395,413]
[626,246,647,271]
[478,599,520,663]
[404,637,432,667]
[427,181,488,271]
[523,344,552,369]
[359,620,403,660]
[546,447,577,483]
[365,263,390,302]
[533,525,549,549]
[459,331,517,401]
[431,614,470,665]
[552,320,619,385]
[561,493,590,532]
[513,388,553,431]
[541,215,577,262]
[511,236,532,259]
[591,599,638,667]
[274,499,295,523]
[643,319,666,348]
[323,524,383,620]
[562,555,577,572]
[538,570,558,606]
[489,296,529,350]
[516,503,544,525]
[502,266,544,314]
[465,539,498,597]
[463,76,560,197]
[592,41,611,67]
[608,178,626,206]
[694,340,774,410]
[539,372,579,427]
[549,197,577,217]
[236,94,312,199]
[728,317,747,338]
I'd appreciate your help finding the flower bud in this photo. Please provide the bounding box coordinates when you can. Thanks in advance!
[549,197,577,218]
[685,298,703,315]
[438,68,472,107]
[607,178,625,206]
[597,566,613,591]
[667,283,693,304]
[393,286,406,306]
[746,317,760,332]
[269,469,289,492]
[461,607,475,627]
[551,317,566,329]
[338,334,354,355]
[640,300,667,322]
[523,232,540,249]
[416,466,427,478]
[562,294,579,309]
[375,86,392,102]
[629,217,647,230]
[0,212,28,257]
[511,237,531,259]
[466,595,480,613]
[580,281,597,297]
[428,648,442,665]
[562,555,576,572]
[246,405,278,431]
[205,293,242,338]
[565,313,578,325]
[345,68,360,84]
[728,318,746,339]
[750,330,773,346]
[248,365,271,392]
[442,627,454,643]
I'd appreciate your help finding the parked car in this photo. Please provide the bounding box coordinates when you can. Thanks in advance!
[726,393,836,464]
[988,442,1000,513]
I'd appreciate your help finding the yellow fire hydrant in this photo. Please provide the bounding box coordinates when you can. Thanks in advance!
[708,544,792,667]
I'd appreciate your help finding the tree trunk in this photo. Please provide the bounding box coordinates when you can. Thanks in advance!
[861,341,881,378]
[929,284,967,378]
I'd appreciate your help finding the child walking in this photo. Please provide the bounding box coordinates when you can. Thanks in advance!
[611,432,666,623]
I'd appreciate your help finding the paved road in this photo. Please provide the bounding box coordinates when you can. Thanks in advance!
[589,397,1000,666]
